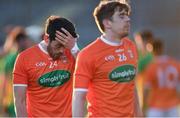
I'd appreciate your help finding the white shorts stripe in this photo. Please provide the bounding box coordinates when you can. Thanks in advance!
[13,84,27,87]
[74,88,88,92]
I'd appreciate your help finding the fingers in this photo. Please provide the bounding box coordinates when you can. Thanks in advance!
[61,28,73,38]
[56,30,67,39]
[55,31,67,45]
[55,38,67,46]
[56,30,68,41]
[55,29,76,49]
[55,34,68,46]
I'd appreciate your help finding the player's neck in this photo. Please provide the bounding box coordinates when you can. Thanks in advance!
[103,33,122,43]
[101,34,123,46]
[103,31,123,42]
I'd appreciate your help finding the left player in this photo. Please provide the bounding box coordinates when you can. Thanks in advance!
[13,15,79,117]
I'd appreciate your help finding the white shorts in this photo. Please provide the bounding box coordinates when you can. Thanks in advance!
[146,106,179,117]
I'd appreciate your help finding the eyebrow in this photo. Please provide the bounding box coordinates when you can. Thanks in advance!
[119,10,128,16]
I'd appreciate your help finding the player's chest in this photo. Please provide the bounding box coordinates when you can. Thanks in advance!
[31,59,71,71]
[27,58,74,85]
[96,47,137,68]
[94,48,137,83]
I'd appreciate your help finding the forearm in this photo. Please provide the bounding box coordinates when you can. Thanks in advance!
[72,91,87,117]
[1,36,15,58]
[134,87,143,117]
[0,48,8,58]
[14,100,27,117]
[13,86,27,117]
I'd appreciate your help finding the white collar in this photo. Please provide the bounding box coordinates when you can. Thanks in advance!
[100,35,123,46]
[38,40,48,54]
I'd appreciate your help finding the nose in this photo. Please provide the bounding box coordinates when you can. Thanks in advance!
[59,47,64,53]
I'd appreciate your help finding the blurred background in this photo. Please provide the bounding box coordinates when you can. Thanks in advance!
[0,0,179,59]
[0,0,180,117]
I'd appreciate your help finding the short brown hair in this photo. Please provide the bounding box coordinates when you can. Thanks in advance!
[140,30,154,44]
[93,1,130,33]
[152,39,164,55]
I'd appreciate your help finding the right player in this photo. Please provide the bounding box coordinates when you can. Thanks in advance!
[72,1,142,117]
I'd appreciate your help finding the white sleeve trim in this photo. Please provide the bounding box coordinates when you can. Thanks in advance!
[71,42,80,55]
[13,84,27,87]
[74,88,88,92]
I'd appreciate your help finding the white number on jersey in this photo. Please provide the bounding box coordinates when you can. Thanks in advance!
[49,61,58,68]
[157,65,178,89]
[118,53,127,62]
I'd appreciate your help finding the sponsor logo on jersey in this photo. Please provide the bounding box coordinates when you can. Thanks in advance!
[35,62,47,67]
[105,55,115,61]
[38,70,71,87]
[109,65,136,82]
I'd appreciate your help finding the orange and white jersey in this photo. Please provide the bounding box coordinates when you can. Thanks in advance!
[74,36,138,117]
[13,40,75,117]
[144,56,180,109]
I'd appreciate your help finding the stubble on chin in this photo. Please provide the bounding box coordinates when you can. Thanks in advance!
[47,46,60,60]
[52,54,60,60]
[49,52,64,61]
[120,32,129,39]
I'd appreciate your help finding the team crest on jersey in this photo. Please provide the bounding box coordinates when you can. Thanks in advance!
[127,49,134,58]
[109,65,136,82]
[38,70,71,87]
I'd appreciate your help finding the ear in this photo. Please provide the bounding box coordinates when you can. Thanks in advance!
[102,19,112,29]
[44,34,49,44]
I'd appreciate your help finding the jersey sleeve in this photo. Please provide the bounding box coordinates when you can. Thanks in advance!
[73,51,94,90]
[13,53,28,86]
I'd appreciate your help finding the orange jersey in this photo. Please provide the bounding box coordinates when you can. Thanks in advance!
[13,41,75,117]
[144,56,180,109]
[74,36,138,117]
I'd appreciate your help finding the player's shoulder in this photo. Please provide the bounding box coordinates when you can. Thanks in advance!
[18,45,39,58]
[123,37,136,46]
[78,38,101,56]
